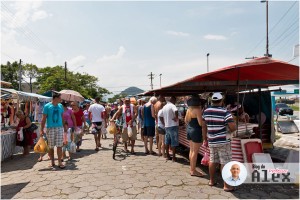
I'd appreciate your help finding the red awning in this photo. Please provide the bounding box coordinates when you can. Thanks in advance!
[141,57,299,96]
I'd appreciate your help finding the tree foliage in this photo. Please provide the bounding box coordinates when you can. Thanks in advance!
[1,61,111,99]
[1,61,20,89]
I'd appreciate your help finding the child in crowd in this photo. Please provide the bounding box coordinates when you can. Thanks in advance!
[62,121,73,161]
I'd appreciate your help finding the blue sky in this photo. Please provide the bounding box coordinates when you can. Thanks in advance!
[1,0,299,95]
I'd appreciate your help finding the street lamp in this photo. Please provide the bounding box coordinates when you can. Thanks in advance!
[159,74,162,88]
[261,0,272,57]
[206,53,210,72]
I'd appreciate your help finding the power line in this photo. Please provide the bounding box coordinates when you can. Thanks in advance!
[245,1,298,57]
[270,18,299,48]
[1,2,57,56]
[268,1,297,34]
[1,52,17,61]
[272,29,298,56]
[271,25,299,50]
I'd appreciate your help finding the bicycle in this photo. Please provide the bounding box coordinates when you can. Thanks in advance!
[112,120,122,159]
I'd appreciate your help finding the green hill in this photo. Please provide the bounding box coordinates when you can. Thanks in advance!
[121,87,144,96]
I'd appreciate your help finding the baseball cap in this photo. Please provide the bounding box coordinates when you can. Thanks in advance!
[211,92,223,101]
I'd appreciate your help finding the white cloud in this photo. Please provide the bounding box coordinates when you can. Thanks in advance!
[165,30,190,37]
[68,55,87,67]
[31,10,49,21]
[204,34,228,41]
[96,46,126,63]
[2,1,51,28]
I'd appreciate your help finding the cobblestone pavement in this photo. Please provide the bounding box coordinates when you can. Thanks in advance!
[1,133,299,199]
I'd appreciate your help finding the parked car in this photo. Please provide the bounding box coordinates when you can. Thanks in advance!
[275,103,294,115]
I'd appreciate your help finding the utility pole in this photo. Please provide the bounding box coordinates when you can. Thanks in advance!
[64,61,67,81]
[148,72,154,90]
[159,74,162,88]
[261,0,272,57]
[18,59,22,91]
[206,53,210,72]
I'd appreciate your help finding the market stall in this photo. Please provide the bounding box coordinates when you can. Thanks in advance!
[141,57,299,162]
[1,89,52,161]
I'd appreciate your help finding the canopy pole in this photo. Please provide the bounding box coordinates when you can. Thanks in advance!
[236,67,240,134]
[258,87,263,143]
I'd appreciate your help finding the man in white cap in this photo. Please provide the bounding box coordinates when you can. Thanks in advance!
[202,92,236,192]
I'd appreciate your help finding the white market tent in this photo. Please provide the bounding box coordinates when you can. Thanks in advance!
[1,88,52,102]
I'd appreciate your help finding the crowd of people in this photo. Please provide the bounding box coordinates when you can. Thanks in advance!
[14,91,246,192]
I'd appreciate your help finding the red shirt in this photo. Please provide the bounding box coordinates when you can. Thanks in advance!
[73,109,84,126]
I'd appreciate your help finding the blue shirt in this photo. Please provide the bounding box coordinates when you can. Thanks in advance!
[143,105,155,127]
[226,176,243,186]
[43,102,64,128]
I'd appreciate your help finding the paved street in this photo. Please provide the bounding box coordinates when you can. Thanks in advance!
[1,133,299,199]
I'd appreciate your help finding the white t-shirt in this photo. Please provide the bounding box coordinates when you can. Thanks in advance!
[157,109,164,129]
[88,103,105,122]
[161,102,179,128]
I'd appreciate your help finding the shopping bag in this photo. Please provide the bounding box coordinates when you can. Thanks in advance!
[107,123,117,134]
[34,136,49,153]
[128,126,133,137]
[201,152,209,166]
[17,127,24,142]
[70,142,76,153]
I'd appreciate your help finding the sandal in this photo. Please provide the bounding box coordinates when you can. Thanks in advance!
[208,181,217,186]
[190,171,204,177]
[58,164,66,169]
[37,157,43,162]
[224,188,235,192]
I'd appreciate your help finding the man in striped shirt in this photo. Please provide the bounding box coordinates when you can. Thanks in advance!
[202,92,236,192]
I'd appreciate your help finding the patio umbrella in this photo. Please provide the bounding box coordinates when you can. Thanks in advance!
[59,90,84,102]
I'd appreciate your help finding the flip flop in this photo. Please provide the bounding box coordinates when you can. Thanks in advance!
[208,181,217,186]
[191,172,204,177]
[37,157,43,162]
[224,188,235,192]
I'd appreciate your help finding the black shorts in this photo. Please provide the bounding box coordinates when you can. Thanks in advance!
[157,126,166,135]
[92,122,102,132]
[144,126,155,137]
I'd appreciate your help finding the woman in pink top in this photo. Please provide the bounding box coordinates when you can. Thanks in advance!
[71,102,85,152]
[62,101,77,133]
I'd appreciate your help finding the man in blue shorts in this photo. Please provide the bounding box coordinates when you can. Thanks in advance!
[160,96,179,162]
